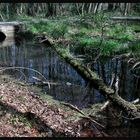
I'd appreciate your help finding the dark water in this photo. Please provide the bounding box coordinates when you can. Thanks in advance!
[93,57,140,101]
[0,39,139,109]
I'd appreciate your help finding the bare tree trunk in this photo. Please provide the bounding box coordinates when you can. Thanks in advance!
[6,4,9,19]
[76,3,81,16]
[81,3,85,16]
[45,3,54,17]
[124,3,129,16]
[88,3,92,14]
[94,3,99,14]
[98,3,103,12]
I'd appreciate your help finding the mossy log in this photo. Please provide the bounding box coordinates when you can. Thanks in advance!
[42,39,140,119]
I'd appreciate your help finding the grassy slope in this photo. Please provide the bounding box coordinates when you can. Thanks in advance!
[22,13,140,57]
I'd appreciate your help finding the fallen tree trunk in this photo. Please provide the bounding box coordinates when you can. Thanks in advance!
[42,39,140,119]
[110,17,140,21]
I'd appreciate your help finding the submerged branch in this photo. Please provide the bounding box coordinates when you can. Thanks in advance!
[0,66,50,89]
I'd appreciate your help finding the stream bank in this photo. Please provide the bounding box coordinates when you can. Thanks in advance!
[1,74,140,137]
[0,36,139,137]
[0,15,140,137]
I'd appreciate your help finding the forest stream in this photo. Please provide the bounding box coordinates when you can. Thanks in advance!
[0,37,139,109]
[0,2,140,138]
[0,35,140,137]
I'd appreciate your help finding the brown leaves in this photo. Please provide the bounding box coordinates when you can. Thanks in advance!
[0,78,73,136]
[0,76,108,137]
[0,107,40,137]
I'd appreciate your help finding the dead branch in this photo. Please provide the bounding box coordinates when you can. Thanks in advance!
[132,98,140,105]
[61,102,105,129]
[0,66,50,88]
[132,62,140,70]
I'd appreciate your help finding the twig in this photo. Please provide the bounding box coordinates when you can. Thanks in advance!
[132,62,140,70]
[122,115,140,121]
[3,68,27,81]
[80,116,105,129]
[0,66,50,89]
[61,102,85,115]
[61,102,105,129]
[132,98,139,104]
[130,67,140,78]
[127,58,135,64]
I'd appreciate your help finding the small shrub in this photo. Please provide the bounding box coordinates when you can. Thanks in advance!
[119,34,134,41]
[101,40,120,55]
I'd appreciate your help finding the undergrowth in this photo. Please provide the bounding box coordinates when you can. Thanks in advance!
[25,13,140,57]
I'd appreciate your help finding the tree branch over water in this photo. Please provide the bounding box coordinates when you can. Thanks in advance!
[42,38,140,120]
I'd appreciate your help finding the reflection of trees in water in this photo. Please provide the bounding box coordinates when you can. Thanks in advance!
[0,42,139,107]
[119,60,126,98]
[93,58,139,101]
[0,44,84,84]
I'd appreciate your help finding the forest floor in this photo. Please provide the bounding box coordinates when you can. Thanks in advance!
[0,74,50,137]
[0,74,111,137]
[0,74,139,137]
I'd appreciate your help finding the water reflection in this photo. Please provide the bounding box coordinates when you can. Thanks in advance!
[0,41,104,108]
[93,58,140,101]
[0,39,139,108]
